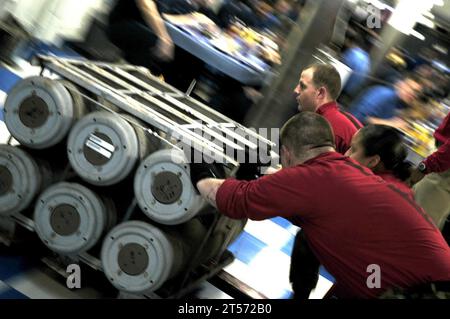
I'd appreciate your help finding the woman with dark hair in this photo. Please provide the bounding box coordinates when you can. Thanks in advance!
[345,124,412,194]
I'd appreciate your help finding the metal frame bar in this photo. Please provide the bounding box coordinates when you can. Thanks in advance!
[110,66,268,148]
[35,55,239,165]
[86,64,244,152]
[35,55,276,152]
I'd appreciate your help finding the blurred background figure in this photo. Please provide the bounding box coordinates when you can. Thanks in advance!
[338,26,372,106]
[349,75,423,127]
[215,0,255,29]
[106,0,217,91]
[106,0,175,75]
[372,47,410,86]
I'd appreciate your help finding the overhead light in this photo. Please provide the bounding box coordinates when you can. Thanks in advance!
[410,30,426,40]
[423,11,435,19]
[360,0,394,11]
[417,15,435,28]
[388,0,439,34]
[388,0,430,34]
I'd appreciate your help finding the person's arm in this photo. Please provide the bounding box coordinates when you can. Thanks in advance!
[423,139,450,173]
[409,113,450,185]
[137,0,174,60]
[365,116,408,130]
[410,139,450,185]
[198,169,316,221]
[197,178,225,208]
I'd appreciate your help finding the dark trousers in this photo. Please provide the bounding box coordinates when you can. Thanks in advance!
[107,20,204,92]
[107,20,162,74]
[289,230,321,299]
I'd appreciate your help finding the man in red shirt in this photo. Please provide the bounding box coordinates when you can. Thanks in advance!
[294,63,362,154]
[192,112,450,298]
[292,63,362,298]
[410,112,450,230]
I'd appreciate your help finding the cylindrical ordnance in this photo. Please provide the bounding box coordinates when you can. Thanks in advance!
[0,145,41,216]
[67,111,153,186]
[0,142,71,217]
[58,80,88,120]
[34,182,117,255]
[101,219,208,294]
[3,76,85,149]
[134,149,206,225]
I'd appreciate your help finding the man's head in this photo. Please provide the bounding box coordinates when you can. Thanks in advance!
[395,75,422,106]
[294,63,342,112]
[280,112,335,167]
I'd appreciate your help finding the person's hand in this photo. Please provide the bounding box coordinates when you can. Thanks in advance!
[154,36,174,61]
[189,162,225,192]
[263,165,281,175]
[408,167,425,186]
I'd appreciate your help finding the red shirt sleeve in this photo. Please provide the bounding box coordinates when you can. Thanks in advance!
[216,168,316,221]
[423,139,450,173]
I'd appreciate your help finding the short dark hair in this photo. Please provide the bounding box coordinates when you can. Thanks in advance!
[358,125,412,181]
[308,63,342,100]
[280,112,335,158]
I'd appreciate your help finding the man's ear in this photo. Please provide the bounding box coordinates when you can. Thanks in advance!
[367,155,381,169]
[317,87,327,99]
[281,144,291,166]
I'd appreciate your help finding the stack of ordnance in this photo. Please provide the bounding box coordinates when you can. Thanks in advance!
[0,55,278,298]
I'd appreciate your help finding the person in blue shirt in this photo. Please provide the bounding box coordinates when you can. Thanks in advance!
[349,75,422,126]
[340,29,371,98]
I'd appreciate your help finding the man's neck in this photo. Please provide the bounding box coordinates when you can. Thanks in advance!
[293,146,335,165]
[315,99,335,112]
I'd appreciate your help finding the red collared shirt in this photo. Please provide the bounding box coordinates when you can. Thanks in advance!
[424,112,450,173]
[376,172,412,196]
[316,102,363,154]
[216,152,450,298]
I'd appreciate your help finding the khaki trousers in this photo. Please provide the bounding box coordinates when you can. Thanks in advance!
[414,170,450,230]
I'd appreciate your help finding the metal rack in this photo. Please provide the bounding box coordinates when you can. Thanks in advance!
[32,55,278,168]
[1,55,279,298]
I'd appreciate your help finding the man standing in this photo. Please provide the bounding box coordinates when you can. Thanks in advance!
[292,63,362,298]
[191,112,450,298]
[294,63,362,154]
